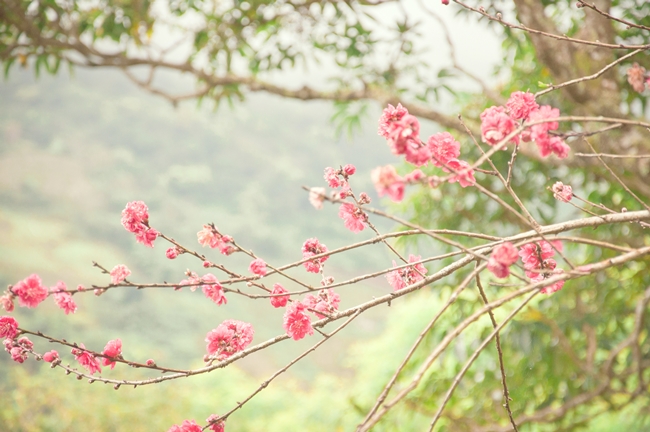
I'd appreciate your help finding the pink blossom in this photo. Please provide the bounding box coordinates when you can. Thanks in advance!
[324,167,343,188]
[110,264,131,285]
[519,241,555,269]
[442,0,449,4]
[146,358,156,366]
[480,106,519,146]
[12,274,48,308]
[386,114,422,159]
[166,247,180,259]
[197,225,234,255]
[343,164,356,176]
[5,337,33,363]
[43,350,59,363]
[627,63,647,93]
[386,255,428,291]
[358,192,371,204]
[167,420,202,432]
[308,187,327,210]
[427,132,461,167]
[201,274,227,305]
[121,201,149,234]
[77,285,85,292]
[52,287,77,315]
[178,271,200,291]
[534,272,566,294]
[303,289,341,319]
[404,169,426,183]
[0,316,19,339]
[203,260,212,268]
[552,181,573,202]
[248,258,267,276]
[302,238,330,273]
[71,343,102,375]
[487,242,519,279]
[371,165,405,202]
[134,227,159,247]
[378,103,409,138]
[102,339,122,369]
[528,105,560,143]
[283,301,314,340]
[338,202,366,232]
[205,320,254,360]
[403,139,432,167]
[270,284,289,308]
[0,293,14,312]
[444,159,476,188]
[506,91,539,120]
[207,415,225,432]
[519,241,564,291]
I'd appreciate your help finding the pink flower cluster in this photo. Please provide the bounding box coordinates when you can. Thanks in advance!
[519,241,565,294]
[481,92,569,159]
[205,320,254,361]
[0,316,19,340]
[110,264,131,285]
[302,238,329,273]
[4,336,33,363]
[270,283,289,308]
[0,292,14,312]
[71,343,102,375]
[12,274,48,308]
[51,281,77,315]
[552,181,573,202]
[386,255,428,291]
[206,415,226,432]
[43,350,59,363]
[324,164,356,198]
[197,225,235,255]
[303,289,341,319]
[283,302,314,341]
[102,339,122,369]
[627,63,649,93]
[248,258,267,276]
[339,202,367,233]
[168,417,224,432]
[121,201,159,247]
[487,242,519,278]
[178,272,227,305]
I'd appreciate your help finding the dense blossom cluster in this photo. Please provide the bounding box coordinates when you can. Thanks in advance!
[487,242,519,278]
[72,343,102,375]
[197,224,235,255]
[386,255,428,291]
[627,63,650,93]
[552,181,573,202]
[168,417,224,432]
[51,281,77,315]
[12,274,48,308]
[248,258,267,276]
[302,238,330,273]
[102,339,123,369]
[121,201,159,247]
[4,336,33,363]
[303,289,341,319]
[0,316,19,339]
[110,264,131,285]
[283,301,314,340]
[205,320,254,361]
[338,202,367,232]
[519,241,565,294]
[270,283,289,308]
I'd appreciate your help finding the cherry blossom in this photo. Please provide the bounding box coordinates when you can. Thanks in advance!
[303,289,340,319]
[324,167,344,188]
[444,159,476,188]
[343,164,356,176]
[371,165,405,202]
[0,316,18,340]
[487,242,519,278]
[378,103,408,138]
[51,281,77,315]
[627,63,647,93]
[528,105,560,143]
[12,274,48,308]
[308,187,327,210]
[552,181,573,202]
[283,301,314,340]
[166,247,180,259]
[480,106,519,146]
[506,91,539,120]
[42,350,59,363]
[120,201,149,234]
[302,238,329,273]
[197,225,234,255]
[205,320,254,360]
[5,337,33,363]
[427,132,461,167]
[206,415,225,432]
[167,420,202,432]
[270,284,289,308]
[71,344,102,374]
[201,274,227,305]
[338,202,366,232]
[386,255,428,291]
[0,293,15,312]
[248,258,267,276]
[110,264,131,285]
[102,339,122,369]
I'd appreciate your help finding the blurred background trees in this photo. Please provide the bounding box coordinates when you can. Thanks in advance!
[1,0,649,430]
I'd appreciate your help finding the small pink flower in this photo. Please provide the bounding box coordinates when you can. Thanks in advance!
[12,274,48,309]
[0,316,19,339]
[201,274,227,305]
[487,242,519,278]
[110,264,131,285]
[166,247,180,259]
[506,91,539,120]
[343,164,356,176]
[552,181,573,202]
[324,167,343,188]
[146,358,156,366]
[427,132,461,167]
[480,106,519,146]
[43,350,59,363]
[121,201,149,234]
[404,169,425,183]
[528,105,560,144]
[302,238,329,273]
[403,139,432,167]
[371,165,405,202]
[167,420,202,432]
[5,337,33,363]
[358,192,371,204]
[386,255,428,291]
[308,187,327,210]
[535,272,566,294]
[197,225,234,255]
[338,202,366,232]
[444,159,476,188]
[206,415,225,432]
[71,343,102,375]
[283,302,314,340]
[53,290,77,315]
[303,289,340,319]
[627,63,647,93]
[378,103,409,138]
[205,320,254,360]
[77,285,85,292]
[270,284,289,308]
[135,227,159,248]
[0,293,14,312]
[387,114,420,156]
[102,339,122,369]
[248,258,267,276]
